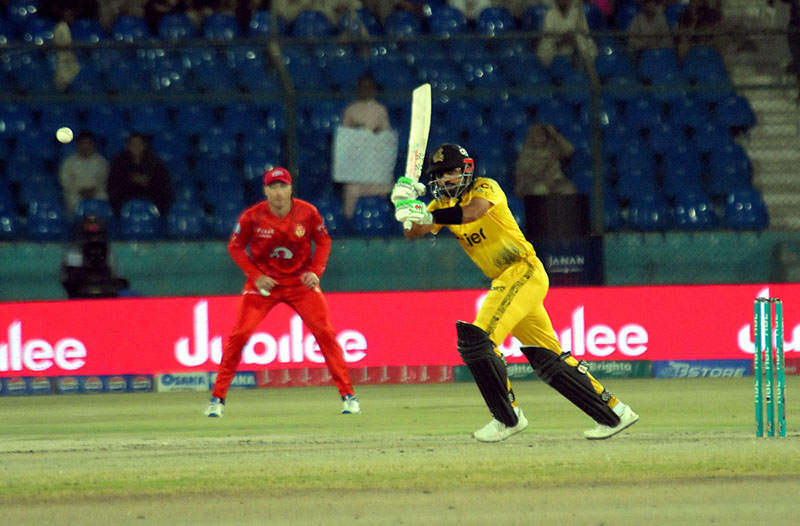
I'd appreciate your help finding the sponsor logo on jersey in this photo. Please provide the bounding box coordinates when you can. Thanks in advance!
[270,247,293,259]
[295,224,305,237]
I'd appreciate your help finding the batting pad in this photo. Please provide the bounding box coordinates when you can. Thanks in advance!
[456,321,518,427]
[522,346,621,427]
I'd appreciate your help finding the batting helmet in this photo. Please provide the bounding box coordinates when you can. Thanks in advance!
[424,143,475,200]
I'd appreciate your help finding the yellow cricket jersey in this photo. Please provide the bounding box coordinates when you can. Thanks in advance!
[429,177,536,279]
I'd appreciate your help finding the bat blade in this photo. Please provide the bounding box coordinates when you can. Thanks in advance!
[402,83,432,230]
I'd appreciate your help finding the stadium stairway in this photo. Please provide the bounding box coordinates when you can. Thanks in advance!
[724,0,800,230]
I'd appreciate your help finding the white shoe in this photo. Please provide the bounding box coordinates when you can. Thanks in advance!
[342,394,361,414]
[204,397,224,417]
[584,403,638,440]
[473,407,528,443]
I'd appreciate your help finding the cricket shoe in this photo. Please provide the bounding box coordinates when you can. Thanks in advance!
[342,394,361,414]
[473,407,528,443]
[584,403,639,440]
[204,397,225,417]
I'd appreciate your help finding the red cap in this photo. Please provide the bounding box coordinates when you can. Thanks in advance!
[263,166,292,186]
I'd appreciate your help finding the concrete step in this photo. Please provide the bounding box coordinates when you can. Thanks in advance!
[752,158,800,176]
[745,143,800,161]
[749,123,800,138]
[753,109,800,124]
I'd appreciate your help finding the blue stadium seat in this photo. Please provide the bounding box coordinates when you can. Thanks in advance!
[476,7,515,36]
[519,4,549,31]
[714,94,756,134]
[0,103,33,138]
[383,10,423,37]
[691,68,734,104]
[614,1,641,31]
[291,9,334,38]
[148,58,191,94]
[0,209,23,240]
[710,141,752,196]
[628,191,671,231]
[129,103,169,135]
[351,196,399,237]
[662,144,704,198]
[428,4,469,53]
[615,146,657,200]
[605,75,642,104]
[103,60,148,95]
[462,59,503,90]
[233,49,280,92]
[312,192,351,237]
[673,190,719,231]
[195,153,239,186]
[248,10,287,37]
[724,188,768,230]
[111,15,153,42]
[10,51,54,93]
[167,200,209,240]
[173,103,215,136]
[21,16,54,45]
[196,126,238,156]
[203,13,240,40]
[26,199,69,241]
[624,95,663,135]
[0,14,18,44]
[584,2,608,29]
[70,18,107,43]
[158,13,197,41]
[209,200,243,238]
[203,175,247,210]
[191,59,237,94]
[683,46,727,82]
[119,199,164,240]
[68,59,104,94]
[506,195,525,226]
[595,44,637,83]
[650,70,689,105]
[15,128,56,160]
[8,0,38,28]
[647,121,684,155]
[338,8,380,37]
[39,104,81,137]
[692,121,730,154]
[668,95,710,133]
[665,2,688,29]
[638,47,680,83]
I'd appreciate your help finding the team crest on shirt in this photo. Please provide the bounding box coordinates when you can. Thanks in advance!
[295,224,306,237]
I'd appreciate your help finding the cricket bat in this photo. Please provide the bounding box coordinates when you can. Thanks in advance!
[402,83,432,230]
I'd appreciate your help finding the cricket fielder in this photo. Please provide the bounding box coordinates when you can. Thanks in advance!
[391,144,638,442]
[205,167,360,417]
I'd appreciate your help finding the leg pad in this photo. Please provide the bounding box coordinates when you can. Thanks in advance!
[457,321,518,427]
[522,346,620,427]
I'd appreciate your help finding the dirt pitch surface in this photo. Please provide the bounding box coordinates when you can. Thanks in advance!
[2,378,799,525]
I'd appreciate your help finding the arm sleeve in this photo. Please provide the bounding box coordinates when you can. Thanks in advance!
[309,211,331,278]
[227,214,265,282]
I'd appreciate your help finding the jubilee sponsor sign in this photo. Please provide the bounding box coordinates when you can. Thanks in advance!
[1,285,798,377]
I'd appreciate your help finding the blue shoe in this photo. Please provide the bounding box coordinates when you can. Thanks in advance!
[341,394,361,414]
[204,397,225,417]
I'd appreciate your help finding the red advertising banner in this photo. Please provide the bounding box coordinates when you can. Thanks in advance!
[1,284,798,377]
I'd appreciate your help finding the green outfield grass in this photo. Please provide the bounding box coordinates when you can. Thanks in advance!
[1,378,799,525]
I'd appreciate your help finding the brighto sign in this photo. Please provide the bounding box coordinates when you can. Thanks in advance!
[174,300,367,367]
[0,320,86,372]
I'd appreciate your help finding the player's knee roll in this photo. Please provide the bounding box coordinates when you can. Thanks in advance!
[522,346,620,427]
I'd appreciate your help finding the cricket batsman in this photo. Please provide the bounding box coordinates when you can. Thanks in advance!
[391,143,639,442]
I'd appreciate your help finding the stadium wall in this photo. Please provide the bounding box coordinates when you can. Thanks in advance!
[0,231,794,300]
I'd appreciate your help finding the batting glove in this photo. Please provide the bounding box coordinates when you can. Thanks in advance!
[394,199,432,225]
[391,176,426,205]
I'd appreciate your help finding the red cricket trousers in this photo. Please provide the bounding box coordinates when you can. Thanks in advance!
[212,284,355,399]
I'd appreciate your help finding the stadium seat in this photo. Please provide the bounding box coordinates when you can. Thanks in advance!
[166,200,209,240]
[203,174,247,209]
[710,141,753,196]
[714,94,756,134]
[595,44,637,83]
[203,13,240,40]
[624,95,663,135]
[692,121,730,154]
[584,2,607,30]
[209,200,243,238]
[476,6,515,36]
[627,191,671,231]
[429,5,469,36]
[10,51,54,93]
[614,1,641,31]
[129,103,169,135]
[519,4,549,31]
[111,15,153,42]
[0,209,23,240]
[650,70,689,105]
[119,199,164,240]
[158,13,197,41]
[39,104,81,137]
[662,144,704,199]
[70,18,107,43]
[173,103,216,136]
[312,193,351,237]
[26,199,69,241]
[664,2,688,29]
[673,190,718,231]
[196,126,238,156]
[15,128,56,160]
[248,10,287,37]
[291,9,334,38]
[8,0,38,29]
[647,121,684,155]
[73,198,116,235]
[103,60,148,95]
[21,16,54,45]
[668,95,710,133]
[337,8,380,37]
[383,9,423,37]
[724,188,768,230]
[637,47,680,83]
[351,196,399,237]
[615,148,657,200]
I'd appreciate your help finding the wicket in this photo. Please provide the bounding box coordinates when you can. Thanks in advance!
[754,298,786,437]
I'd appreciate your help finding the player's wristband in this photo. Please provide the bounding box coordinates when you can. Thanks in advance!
[432,206,463,225]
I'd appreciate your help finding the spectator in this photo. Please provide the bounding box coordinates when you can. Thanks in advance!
[335,73,394,219]
[60,214,130,299]
[536,0,598,69]
[514,123,577,198]
[675,0,723,61]
[108,133,173,216]
[627,0,672,58]
[58,131,110,217]
[771,1,800,80]
[97,0,146,31]
[52,5,81,92]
